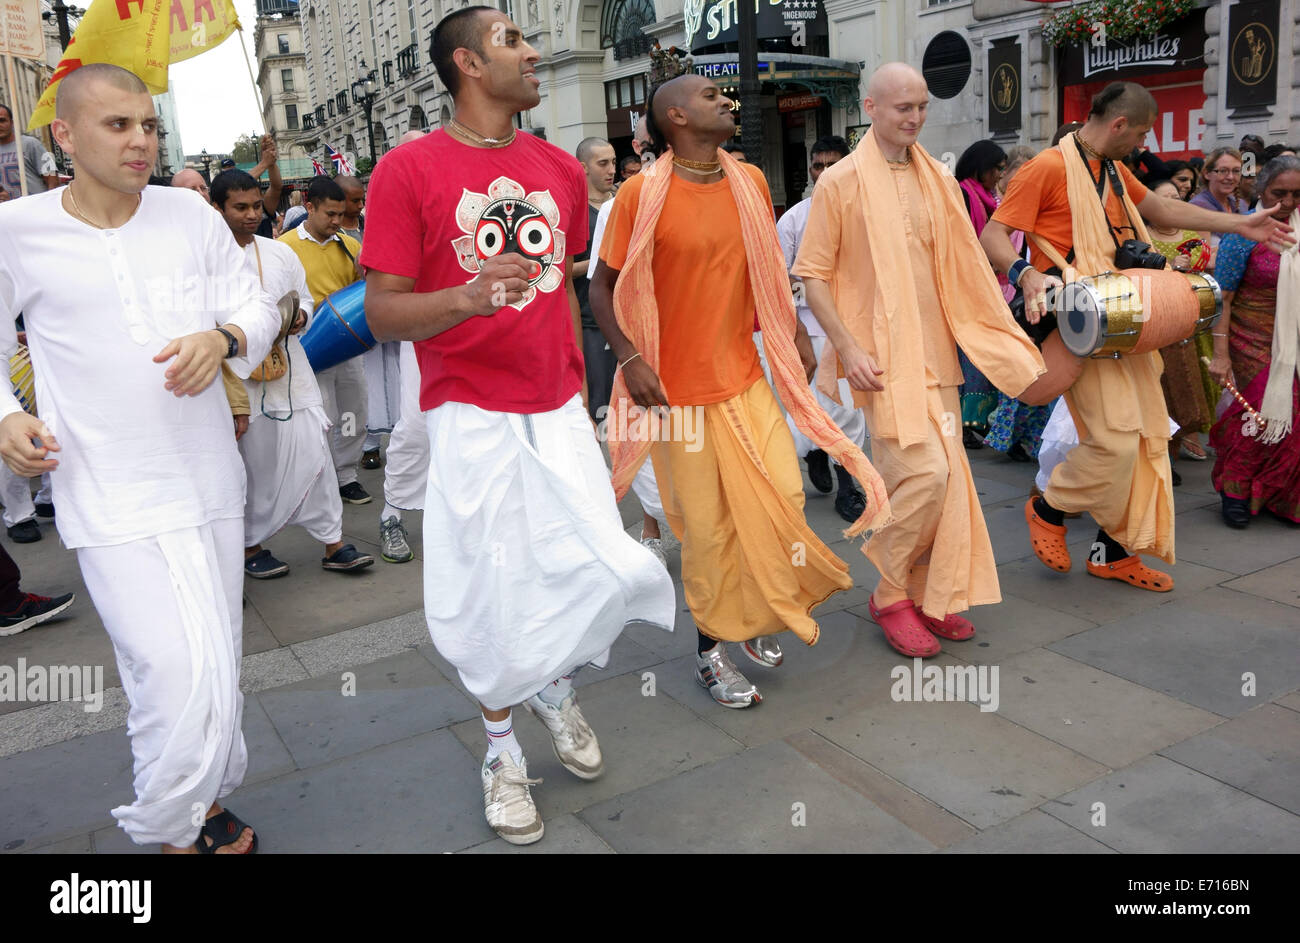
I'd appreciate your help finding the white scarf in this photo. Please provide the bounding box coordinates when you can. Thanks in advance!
[1259,208,1300,444]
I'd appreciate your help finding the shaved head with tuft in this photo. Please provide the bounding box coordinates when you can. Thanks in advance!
[56,64,150,122]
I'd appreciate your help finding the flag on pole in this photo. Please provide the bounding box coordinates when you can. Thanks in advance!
[326,144,354,176]
[311,156,327,176]
[28,0,242,130]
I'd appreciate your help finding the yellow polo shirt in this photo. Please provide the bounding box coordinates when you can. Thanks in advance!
[278,226,362,306]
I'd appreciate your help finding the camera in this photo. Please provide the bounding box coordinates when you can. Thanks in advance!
[1114,239,1168,270]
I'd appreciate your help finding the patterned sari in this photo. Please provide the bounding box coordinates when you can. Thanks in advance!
[1209,235,1300,522]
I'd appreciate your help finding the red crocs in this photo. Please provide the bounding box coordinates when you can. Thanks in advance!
[868,596,941,657]
[917,611,976,641]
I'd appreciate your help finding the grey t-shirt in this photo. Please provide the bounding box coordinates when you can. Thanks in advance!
[0,135,56,196]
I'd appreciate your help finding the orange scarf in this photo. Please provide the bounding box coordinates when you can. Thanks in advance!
[607,147,891,538]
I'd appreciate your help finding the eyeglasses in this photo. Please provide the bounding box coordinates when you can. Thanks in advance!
[1208,168,1242,177]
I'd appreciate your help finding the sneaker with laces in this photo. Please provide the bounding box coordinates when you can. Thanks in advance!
[0,592,75,637]
[481,752,544,845]
[741,634,784,668]
[338,482,372,505]
[640,535,667,568]
[696,644,762,708]
[523,692,604,780]
[380,516,414,563]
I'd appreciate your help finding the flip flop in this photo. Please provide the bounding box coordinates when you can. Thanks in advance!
[868,596,941,658]
[1086,554,1174,593]
[194,809,258,854]
[1025,498,1071,573]
[917,611,976,641]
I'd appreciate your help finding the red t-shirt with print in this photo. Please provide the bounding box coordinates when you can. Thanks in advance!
[360,129,587,413]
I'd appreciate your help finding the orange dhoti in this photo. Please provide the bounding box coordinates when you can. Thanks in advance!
[650,379,852,645]
[866,385,1001,618]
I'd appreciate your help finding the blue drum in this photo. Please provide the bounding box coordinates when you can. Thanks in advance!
[300,280,376,373]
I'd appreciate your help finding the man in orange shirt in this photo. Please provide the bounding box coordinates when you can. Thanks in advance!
[590,72,887,709]
[983,82,1292,590]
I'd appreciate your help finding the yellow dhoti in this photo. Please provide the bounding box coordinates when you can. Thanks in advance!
[1045,353,1175,563]
[651,379,852,644]
[867,386,1000,618]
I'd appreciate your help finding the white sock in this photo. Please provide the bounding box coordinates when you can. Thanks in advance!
[536,669,578,707]
[483,712,523,765]
[380,503,403,524]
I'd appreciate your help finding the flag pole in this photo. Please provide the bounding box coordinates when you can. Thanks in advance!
[235,24,267,134]
[2,54,32,198]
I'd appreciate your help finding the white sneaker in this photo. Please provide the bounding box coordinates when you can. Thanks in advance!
[641,535,667,568]
[481,752,544,845]
[523,692,605,780]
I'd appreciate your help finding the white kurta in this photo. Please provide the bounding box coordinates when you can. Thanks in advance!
[382,340,429,512]
[422,394,675,710]
[236,237,342,547]
[0,186,279,846]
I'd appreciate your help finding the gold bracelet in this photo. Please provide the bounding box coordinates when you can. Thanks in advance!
[619,352,642,370]
[1211,332,1229,337]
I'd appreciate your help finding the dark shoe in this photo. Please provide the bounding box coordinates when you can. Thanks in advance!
[1221,494,1250,529]
[6,519,40,543]
[244,548,290,579]
[361,448,382,469]
[834,487,867,523]
[1171,468,1183,487]
[805,449,832,494]
[194,808,258,854]
[1006,442,1033,463]
[322,544,375,571]
[33,502,54,519]
[339,481,372,505]
[0,592,75,637]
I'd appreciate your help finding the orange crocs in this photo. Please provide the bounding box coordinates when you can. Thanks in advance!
[1025,498,1071,573]
[1086,554,1174,592]
[868,596,941,657]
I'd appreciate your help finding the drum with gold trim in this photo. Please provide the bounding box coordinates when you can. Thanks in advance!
[1055,269,1221,358]
[10,345,36,416]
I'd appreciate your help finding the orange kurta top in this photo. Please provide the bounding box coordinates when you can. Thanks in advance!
[601,166,764,406]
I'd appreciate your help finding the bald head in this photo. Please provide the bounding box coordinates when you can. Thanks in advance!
[866,62,927,103]
[650,74,705,130]
[576,136,610,163]
[863,62,929,156]
[399,129,426,145]
[56,63,150,122]
[647,74,735,150]
[335,175,363,195]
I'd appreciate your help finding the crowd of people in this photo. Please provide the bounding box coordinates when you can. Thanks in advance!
[0,3,1296,851]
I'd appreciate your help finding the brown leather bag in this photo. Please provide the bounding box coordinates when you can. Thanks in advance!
[248,240,299,382]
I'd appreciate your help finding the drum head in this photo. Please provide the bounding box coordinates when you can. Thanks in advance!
[1059,281,1105,357]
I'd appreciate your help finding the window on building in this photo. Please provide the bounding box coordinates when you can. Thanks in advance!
[600,0,655,62]
[407,0,418,47]
[328,99,335,117]
[286,104,299,129]
[383,60,394,86]
[921,31,972,99]
[281,69,295,93]
[278,34,289,54]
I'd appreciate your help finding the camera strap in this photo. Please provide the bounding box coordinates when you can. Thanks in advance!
[1073,137,1141,251]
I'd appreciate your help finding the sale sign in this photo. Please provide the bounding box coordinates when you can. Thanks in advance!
[1063,69,1206,160]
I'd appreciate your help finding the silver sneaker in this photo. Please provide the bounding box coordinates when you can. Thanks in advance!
[380,516,414,563]
[523,692,604,780]
[696,644,762,708]
[741,634,784,668]
[641,535,667,568]
[481,752,544,845]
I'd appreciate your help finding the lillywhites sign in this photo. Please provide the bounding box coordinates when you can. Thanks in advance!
[1082,31,1182,78]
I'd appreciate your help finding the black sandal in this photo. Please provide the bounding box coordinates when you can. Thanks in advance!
[194,809,259,854]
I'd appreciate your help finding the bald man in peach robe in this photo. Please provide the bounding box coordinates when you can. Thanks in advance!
[795,63,1051,658]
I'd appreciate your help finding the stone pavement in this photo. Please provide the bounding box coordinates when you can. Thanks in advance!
[1,447,1297,854]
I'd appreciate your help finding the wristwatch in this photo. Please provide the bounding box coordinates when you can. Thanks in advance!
[1008,258,1031,288]
[214,327,239,359]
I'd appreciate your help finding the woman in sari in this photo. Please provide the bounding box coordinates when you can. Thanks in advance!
[1207,156,1300,528]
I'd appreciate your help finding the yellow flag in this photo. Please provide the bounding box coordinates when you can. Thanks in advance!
[27,0,241,130]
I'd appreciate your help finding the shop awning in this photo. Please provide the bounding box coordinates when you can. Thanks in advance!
[691,53,862,113]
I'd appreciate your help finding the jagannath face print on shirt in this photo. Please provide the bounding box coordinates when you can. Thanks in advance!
[453,175,567,310]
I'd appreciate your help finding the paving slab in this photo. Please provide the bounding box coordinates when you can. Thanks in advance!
[459,812,614,854]
[242,604,280,656]
[993,649,1224,768]
[0,602,118,716]
[289,609,429,677]
[448,670,744,818]
[1041,755,1300,853]
[971,475,1029,508]
[815,698,1108,829]
[1277,692,1300,713]
[256,650,478,768]
[579,739,936,853]
[1221,558,1300,610]
[1171,503,1300,575]
[1159,704,1300,814]
[23,833,94,854]
[938,809,1114,854]
[1049,586,1300,717]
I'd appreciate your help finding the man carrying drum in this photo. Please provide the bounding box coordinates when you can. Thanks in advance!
[982,81,1293,592]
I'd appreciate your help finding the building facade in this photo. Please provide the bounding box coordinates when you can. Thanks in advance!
[255,0,313,169]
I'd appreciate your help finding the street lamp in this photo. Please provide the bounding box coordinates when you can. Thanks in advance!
[200,148,212,182]
[351,60,379,167]
[42,1,86,50]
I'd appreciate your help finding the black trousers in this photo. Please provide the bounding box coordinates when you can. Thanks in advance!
[582,326,618,424]
[0,543,24,611]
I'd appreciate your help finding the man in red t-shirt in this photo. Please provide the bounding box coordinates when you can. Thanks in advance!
[361,6,673,847]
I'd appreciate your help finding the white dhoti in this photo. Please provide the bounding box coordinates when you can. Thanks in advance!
[239,405,343,546]
[0,467,43,526]
[77,517,247,846]
[363,340,402,450]
[754,332,867,462]
[422,393,675,709]
[630,457,666,526]
[383,341,429,512]
[316,357,368,487]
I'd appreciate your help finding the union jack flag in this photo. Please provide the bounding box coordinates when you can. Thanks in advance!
[311,156,327,176]
[326,144,354,176]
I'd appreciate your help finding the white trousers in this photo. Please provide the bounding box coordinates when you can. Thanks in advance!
[77,517,247,847]
[630,457,665,526]
[315,357,368,487]
[239,405,343,547]
[1,468,50,527]
[421,394,675,709]
[363,339,403,438]
[753,332,867,464]
[383,341,429,513]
